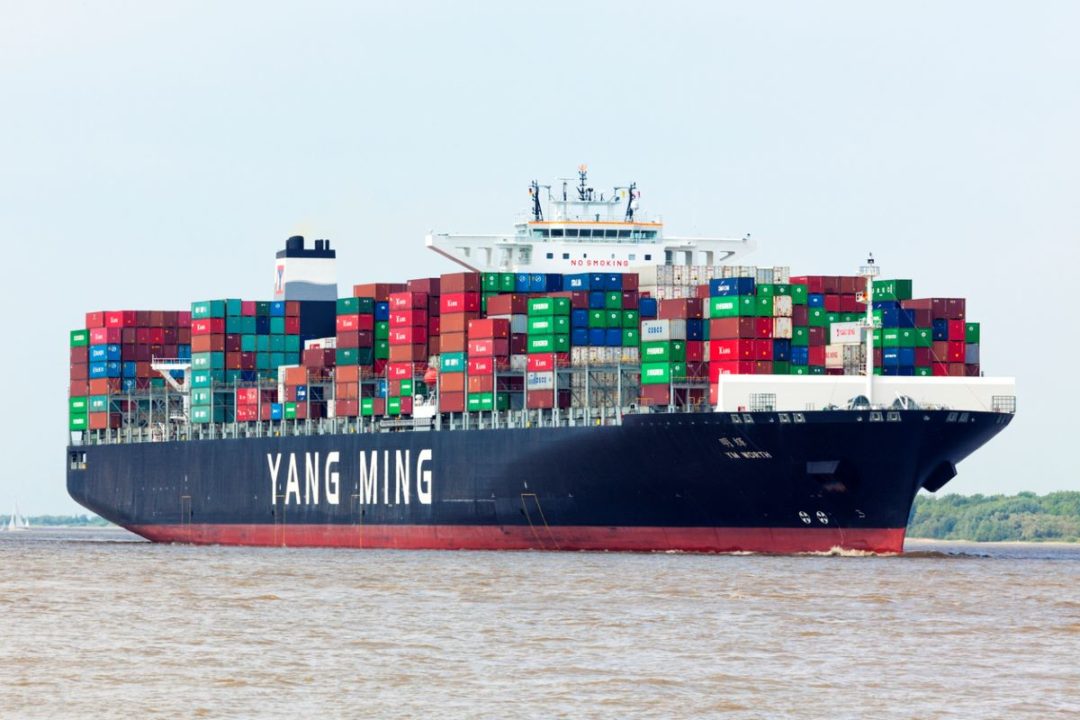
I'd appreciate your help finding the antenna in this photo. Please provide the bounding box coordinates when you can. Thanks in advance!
[624,182,637,221]
[577,164,588,201]
[529,180,543,221]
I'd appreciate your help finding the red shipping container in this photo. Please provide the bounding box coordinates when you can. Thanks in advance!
[389,291,428,311]
[468,318,510,340]
[639,384,670,406]
[570,291,590,310]
[526,389,570,409]
[948,363,965,377]
[658,298,703,320]
[105,311,137,328]
[440,312,479,334]
[914,347,931,366]
[947,320,965,342]
[192,318,224,335]
[754,318,773,339]
[752,340,773,360]
[70,364,87,381]
[440,373,466,392]
[527,353,556,372]
[408,277,442,295]
[85,311,105,329]
[70,380,89,397]
[753,360,773,374]
[685,341,705,363]
[335,399,359,417]
[930,341,949,361]
[135,327,150,344]
[510,334,528,355]
[822,276,841,294]
[791,276,825,294]
[70,347,88,364]
[235,405,258,422]
[284,366,306,385]
[399,397,413,415]
[439,392,466,413]
[947,341,965,362]
[336,314,360,332]
[226,352,241,369]
[390,326,428,346]
[236,388,259,404]
[485,294,529,316]
[337,365,360,382]
[468,357,494,375]
[824,295,840,313]
[839,276,860,294]
[428,317,441,337]
[965,364,981,377]
[467,375,494,393]
[336,331,359,349]
[89,378,121,395]
[440,293,481,314]
[352,284,390,302]
[335,382,359,400]
[467,338,509,357]
[910,309,932,327]
[946,298,966,320]
[709,318,755,340]
[694,284,711,300]
[621,291,639,309]
[808,327,826,346]
[808,346,826,365]
[792,306,809,326]
[440,332,467,353]
[708,339,754,361]
[440,272,481,293]
[388,344,427,363]
[386,362,414,380]
[389,309,427,327]
[622,273,639,291]
[89,327,118,344]
[88,412,122,430]
[839,295,859,313]
[224,335,241,352]
[709,361,756,379]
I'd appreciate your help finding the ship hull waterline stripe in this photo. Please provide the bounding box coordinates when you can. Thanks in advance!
[128,524,906,554]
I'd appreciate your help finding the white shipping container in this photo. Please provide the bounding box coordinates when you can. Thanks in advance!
[485,314,528,334]
[509,354,528,372]
[772,296,793,318]
[526,372,555,391]
[772,317,793,339]
[641,319,686,342]
[830,322,864,345]
[621,347,640,364]
[825,345,844,368]
[304,337,337,350]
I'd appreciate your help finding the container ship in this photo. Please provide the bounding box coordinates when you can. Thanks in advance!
[66,168,1016,553]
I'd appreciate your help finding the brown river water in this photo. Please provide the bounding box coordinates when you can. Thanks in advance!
[1,528,1078,719]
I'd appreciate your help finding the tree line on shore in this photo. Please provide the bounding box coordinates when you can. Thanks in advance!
[908,491,1080,542]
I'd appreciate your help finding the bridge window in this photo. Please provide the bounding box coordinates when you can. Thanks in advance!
[562,253,570,259]
[551,229,563,238]
[579,229,592,238]
[644,254,652,261]
[565,229,579,238]
[546,252,553,259]
[605,229,618,238]
[618,230,630,238]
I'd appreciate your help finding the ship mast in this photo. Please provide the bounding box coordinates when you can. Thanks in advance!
[860,253,880,405]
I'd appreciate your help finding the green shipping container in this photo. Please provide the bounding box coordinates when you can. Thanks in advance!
[226,299,243,317]
[757,283,775,297]
[914,328,933,347]
[191,406,213,424]
[873,279,913,301]
[191,300,225,319]
[808,308,828,327]
[709,296,753,319]
[604,310,622,328]
[336,348,358,365]
[88,395,109,412]
[773,361,791,375]
[528,298,555,316]
[790,366,810,376]
[374,341,390,360]
[69,396,88,414]
[621,310,640,328]
[622,328,640,347]
[388,397,403,416]
[190,370,213,388]
[898,328,916,348]
[468,392,509,412]
[440,352,466,372]
[605,292,622,310]
[399,379,414,397]
[482,273,500,292]
[70,329,89,347]
[361,398,375,416]
[809,366,826,375]
[965,322,981,343]
[527,335,555,353]
[641,362,671,385]
[588,310,606,328]
[284,402,297,420]
[528,316,569,334]
[69,413,89,431]
[914,367,932,377]
[755,295,773,317]
[241,334,256,352]
[774,284,791,297]
[641,341,672,362]
[791,285,808,305]
[881,329,901,348]
[256,335,270,352]
[270,317,286,334]
[269,335,286,351]
[375,321,390,340]
[792,327,809,346]
[191,389,212,406]
[499,273,516,293]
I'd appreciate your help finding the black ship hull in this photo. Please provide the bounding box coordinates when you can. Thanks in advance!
[66,410,1012,553]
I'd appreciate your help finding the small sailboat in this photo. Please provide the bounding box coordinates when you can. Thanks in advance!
[5,504,28,531]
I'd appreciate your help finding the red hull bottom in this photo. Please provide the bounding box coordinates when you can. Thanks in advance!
[129,524,907,554]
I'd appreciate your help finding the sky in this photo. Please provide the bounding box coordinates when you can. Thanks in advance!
[1,1,1077,513]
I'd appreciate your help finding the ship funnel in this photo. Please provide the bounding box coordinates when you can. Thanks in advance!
[274,235,338,301]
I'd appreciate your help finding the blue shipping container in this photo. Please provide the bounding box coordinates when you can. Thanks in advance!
[605,328,622,347]
[566,273,591,291]
[808,294,825,308]
[588,328,606,346]
[571,309,589,328]
[709,277,755,297]
[686,319,704,341]
[374,302,390,322]
[588,292,606,309]
[270,301,286,317]
[571,328,589,346]
[639,297,658,319]
[932,318,948,341]
[791,347,809,366]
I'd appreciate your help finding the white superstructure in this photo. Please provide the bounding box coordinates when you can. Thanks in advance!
[426,166,754,273]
